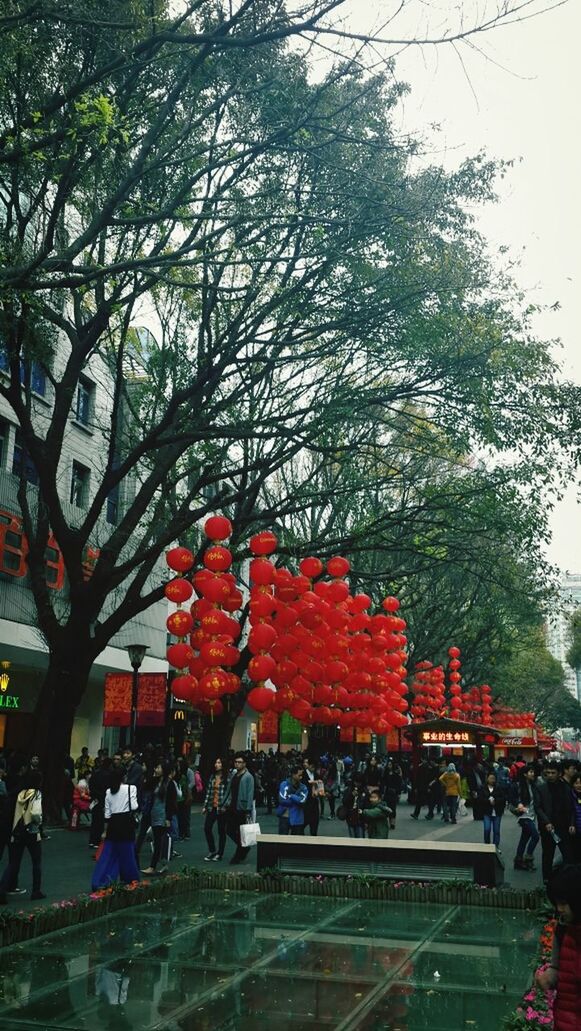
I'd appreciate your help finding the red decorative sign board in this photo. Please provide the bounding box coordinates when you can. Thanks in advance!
[258,710,279,744]
[103,673,132,727]
[498,735,536,748]
[103,673,167,727]
[137,674,167,727]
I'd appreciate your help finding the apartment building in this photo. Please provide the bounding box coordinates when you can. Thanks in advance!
[546,572,581,702]
[0,338,167,758]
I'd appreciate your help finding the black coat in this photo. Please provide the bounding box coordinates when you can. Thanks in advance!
[477,784,507,818]
[533,777,571,832]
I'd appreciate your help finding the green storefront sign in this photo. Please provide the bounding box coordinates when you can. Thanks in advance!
[280,712,302,746]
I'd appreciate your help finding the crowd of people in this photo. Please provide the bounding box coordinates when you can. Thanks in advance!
[408,752,581,883]
[1,744,581,901]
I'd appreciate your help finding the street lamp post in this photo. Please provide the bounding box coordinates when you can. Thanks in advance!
[126,644,148,750]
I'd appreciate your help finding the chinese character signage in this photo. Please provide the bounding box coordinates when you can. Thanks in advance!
[137,674,167,727]
[103,673,132,727]
[420,730,475,745]
[258,710,279,744]
[103,672,167,727]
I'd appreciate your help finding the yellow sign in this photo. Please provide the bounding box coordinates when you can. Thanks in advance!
[173,709,185,720]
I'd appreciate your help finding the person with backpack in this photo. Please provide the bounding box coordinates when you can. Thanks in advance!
[0,771,45,902]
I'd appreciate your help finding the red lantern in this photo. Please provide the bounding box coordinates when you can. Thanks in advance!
[299,556,323,579]
[326,556,350,578]
[448,646,461,658]
[166,546,195,572]
[204,515,233,540]
[203,545,232,572]
[167,610,194,636]
[247,685,275,713]
[248,654,276,681]
[249,531,278,555]
[382,596,400,612]
[171,674,198,702]
[250,558,275,586]
[327,580,349,603]
[164,578,193,604]
[248,623,278,653]
[167,642,194,669]
[201,576,231,604]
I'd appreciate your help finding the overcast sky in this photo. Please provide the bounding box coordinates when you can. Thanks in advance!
[339,0,580,574]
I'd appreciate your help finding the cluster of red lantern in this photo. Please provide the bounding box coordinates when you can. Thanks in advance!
[446,645,464,715]
[244,548,409,734]
[410,661,446,719]
[165,515,244,718]
[489,705,535,730]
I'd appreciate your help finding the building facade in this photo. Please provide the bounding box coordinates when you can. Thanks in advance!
[0,344,167,759]
[546,573,581,702]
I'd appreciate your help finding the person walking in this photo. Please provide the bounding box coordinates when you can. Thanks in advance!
[91,768,140,889]
[342,776,368,838]
[141,762,177,875]
[439,763,461,824]
[410,759,437,821]
[511,765,540,871]
[301,758,322,836]
[567,771,581,863]
[176,758,193,841]
[202,757,230,860]
[88,757,113,849]
[277,766,308,835]
[534,761,573,885]
[382,758,403,831]
[323,761,339,819]
[0,771,45,902]
[221,752,254,865]
[478,771,507,850]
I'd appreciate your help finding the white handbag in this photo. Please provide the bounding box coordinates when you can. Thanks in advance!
[240,822,261,848]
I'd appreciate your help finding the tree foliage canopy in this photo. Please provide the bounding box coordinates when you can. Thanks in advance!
[0,0,574,793]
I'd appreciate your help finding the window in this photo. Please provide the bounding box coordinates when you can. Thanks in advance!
[70,461,90,508]
[0,347,46,397]
[12,428,39,486]
[75,378,93,426]
[106,482,120,525]
[0,419,8,468]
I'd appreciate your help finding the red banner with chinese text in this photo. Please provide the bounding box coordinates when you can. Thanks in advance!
[258,710,279,744]
[103,673,132,727]
[137,674,167,727]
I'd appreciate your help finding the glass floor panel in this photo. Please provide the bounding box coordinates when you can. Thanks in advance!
[0,891,537,1030]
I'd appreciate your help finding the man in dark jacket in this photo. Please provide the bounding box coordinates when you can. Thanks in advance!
[222,753,255,865]
[533,761,573,884]
[410,760,437,820]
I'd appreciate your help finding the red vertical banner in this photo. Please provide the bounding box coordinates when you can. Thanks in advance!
[258,710,279,744]
[137,673,167,727]
[103,673,132,726]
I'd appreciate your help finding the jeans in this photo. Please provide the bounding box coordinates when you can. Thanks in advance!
[204,808,226,856]
[516,819,540,859]
[443,796,459,822]
[483,813,502,847]
[348,825,365,838]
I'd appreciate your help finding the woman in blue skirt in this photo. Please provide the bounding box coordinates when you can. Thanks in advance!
[92,768,140,889]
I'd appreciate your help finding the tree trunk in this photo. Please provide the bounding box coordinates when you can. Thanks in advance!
[31,652,93,823]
